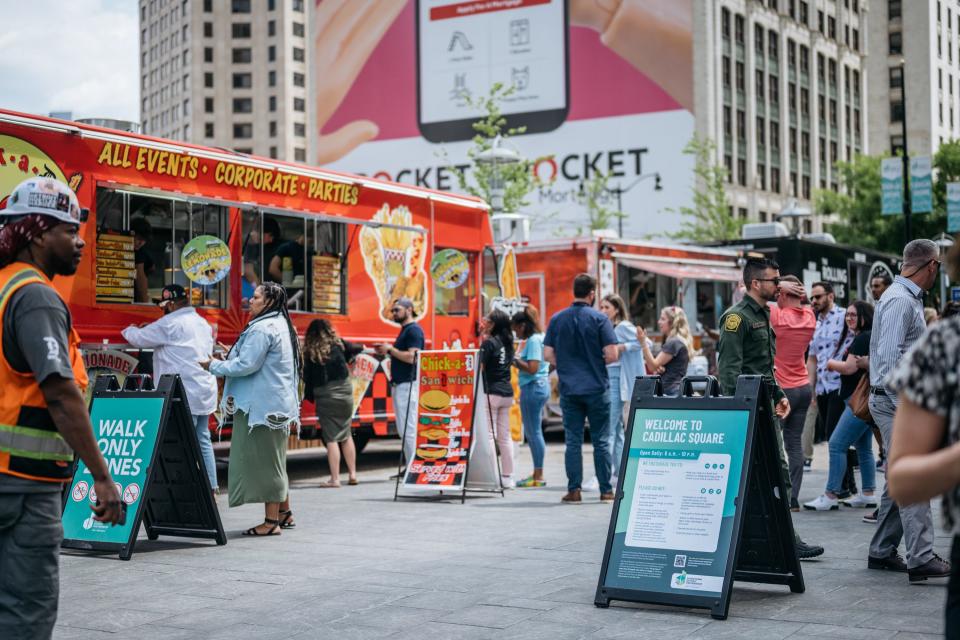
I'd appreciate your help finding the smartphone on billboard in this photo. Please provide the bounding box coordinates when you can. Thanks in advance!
[416,0,569,143]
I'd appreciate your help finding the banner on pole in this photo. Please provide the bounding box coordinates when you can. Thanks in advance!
[881,158,903,216]
[910,156,933,213]
[948,182,960,233]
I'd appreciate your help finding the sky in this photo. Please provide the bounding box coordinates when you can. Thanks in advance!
[0,0,139,122]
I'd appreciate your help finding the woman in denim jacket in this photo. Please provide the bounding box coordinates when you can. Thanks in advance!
[203,282,302,536]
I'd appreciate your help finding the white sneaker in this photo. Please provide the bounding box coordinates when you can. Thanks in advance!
[841,493,877,508]
[803,494,839,511]
[583,476,600,492]
[501,476,516,490]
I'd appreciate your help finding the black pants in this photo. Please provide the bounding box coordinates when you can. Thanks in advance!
[815,390,845,442]
[948,536,960,639]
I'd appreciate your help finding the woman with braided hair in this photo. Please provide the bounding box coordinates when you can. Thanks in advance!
[202,282,303,536]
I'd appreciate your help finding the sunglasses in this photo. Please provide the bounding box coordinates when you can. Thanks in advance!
[755,277,781,285]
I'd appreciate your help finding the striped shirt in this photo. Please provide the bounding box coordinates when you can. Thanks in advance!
[869,275,926,393]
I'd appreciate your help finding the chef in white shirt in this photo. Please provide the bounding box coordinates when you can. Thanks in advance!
[122,284,220,492]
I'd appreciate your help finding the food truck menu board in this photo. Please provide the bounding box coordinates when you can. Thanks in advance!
[96,233,135,304]
[312,255,343,313]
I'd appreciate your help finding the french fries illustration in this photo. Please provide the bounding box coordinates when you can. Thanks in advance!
[359,204,429,324]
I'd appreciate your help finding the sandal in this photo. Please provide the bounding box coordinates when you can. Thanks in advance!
[318,480,341,488]
[279,510,296,529]
[242,518,281,536]
[348,478,359,486]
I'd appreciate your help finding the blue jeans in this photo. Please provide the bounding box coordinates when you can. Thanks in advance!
[519,378,549,470]
[193,414,218,490]
[560,393,611,494]
[826,404,876,495]
[607,375,625,477]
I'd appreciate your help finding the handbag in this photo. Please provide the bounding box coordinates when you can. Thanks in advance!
[849,374,873,423]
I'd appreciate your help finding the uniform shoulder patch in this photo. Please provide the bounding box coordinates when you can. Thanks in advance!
[724,314,742,332]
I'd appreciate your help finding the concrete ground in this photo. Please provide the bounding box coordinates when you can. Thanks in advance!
[54,439,951,639]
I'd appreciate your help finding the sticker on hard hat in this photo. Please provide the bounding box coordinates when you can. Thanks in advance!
[28,191,72,213]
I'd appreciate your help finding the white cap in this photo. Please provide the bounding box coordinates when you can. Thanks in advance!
[0,177,82,225]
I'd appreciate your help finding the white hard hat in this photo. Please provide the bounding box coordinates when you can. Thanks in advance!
[0,177,83,225]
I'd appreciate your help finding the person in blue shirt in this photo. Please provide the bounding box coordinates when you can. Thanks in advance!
[375,297,424,465]
[511,306,551,488]
[544,274,619,504]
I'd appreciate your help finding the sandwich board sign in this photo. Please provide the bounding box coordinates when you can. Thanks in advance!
[594,375,803,620]
[62,374,226,560]
[394,350,503,502]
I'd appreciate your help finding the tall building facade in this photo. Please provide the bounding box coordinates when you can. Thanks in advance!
[139,0,312,162]
[868,0,960,157]
[695,0,867,232]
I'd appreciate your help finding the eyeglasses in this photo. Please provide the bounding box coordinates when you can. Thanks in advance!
[755,277,781,285]
[391,308,403,313]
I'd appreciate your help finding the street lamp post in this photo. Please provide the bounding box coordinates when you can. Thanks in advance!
[475,135,520,217]
[590,172,662,238]
[900,59,913,244]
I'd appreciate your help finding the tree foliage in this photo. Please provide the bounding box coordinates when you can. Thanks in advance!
[816,141,960,255]
[575,170,623,235]
[668,137,742,242]
[447,83,543,214]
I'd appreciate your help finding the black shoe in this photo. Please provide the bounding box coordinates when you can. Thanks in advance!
[868,551,908,572]
[863,509,879,524]
[790,497,800,512]
[909,554,951,583]
[835,490,853,500]
[795,539,824,559]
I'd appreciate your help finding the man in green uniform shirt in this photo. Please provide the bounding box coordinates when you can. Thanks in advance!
[718,257,824,559]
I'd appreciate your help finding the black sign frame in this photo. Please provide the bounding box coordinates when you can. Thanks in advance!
[594,375,803,620]
[61,374,226,560]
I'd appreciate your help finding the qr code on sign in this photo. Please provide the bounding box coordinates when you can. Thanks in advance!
[673,555,687,568]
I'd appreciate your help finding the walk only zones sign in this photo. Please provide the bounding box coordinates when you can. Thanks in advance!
[62,375,225,560]
[394,350,501,502]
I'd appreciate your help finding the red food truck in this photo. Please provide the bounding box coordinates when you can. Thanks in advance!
[0,109,495,452]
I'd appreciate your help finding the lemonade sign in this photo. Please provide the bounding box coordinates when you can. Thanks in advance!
[181,235,231,285]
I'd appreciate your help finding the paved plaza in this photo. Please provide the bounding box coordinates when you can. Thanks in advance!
[54,440,950,639]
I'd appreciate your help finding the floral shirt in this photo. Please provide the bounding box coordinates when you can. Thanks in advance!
[809,305,849,395]
[889,316,960,535]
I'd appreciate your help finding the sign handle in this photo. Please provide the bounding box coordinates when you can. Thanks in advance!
[679,376,721,398]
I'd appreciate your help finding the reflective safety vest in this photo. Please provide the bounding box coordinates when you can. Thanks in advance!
[0,262,88,483]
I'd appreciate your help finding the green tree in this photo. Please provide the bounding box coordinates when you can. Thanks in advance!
[668,137,741,242]
[446,83,543,214]
[816,141,960,255]
[575,170,623,235]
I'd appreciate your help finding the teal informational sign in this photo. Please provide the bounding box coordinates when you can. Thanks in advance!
[62,397,165,545]
[881,158,903,216]
[948,183,960,233]
[911,156,933,214]
[604,408,750,598]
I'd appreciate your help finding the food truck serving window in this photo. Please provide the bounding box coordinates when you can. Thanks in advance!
[95,187,228,308]
[240,209,347,314]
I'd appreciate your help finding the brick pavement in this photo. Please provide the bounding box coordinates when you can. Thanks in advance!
[53,441,950,639]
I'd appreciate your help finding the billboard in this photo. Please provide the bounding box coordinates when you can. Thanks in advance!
[312,0,694,240]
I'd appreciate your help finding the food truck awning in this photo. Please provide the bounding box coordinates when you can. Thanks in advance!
[612,254,743,283]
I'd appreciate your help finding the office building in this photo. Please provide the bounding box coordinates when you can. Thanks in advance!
[695,0,868,232]
[139,0,312,162]
[867,0,960,157]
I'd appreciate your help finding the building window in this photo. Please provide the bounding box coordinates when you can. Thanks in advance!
[203,47,213,63]
[294,97,306,112]
[768,30,778,59]
[757,117,766,145]
[293,22,305,37]
[770,121,780,150]
[737,159,747,186]
[889,31,903,55]
[233,98,253,113]
[722,56,731,88]
[889,0,902,19]
[723,106,732,136]
[771,167,781,193]
[891,134,904,155]
[889,66,903,89]
[232,23,251,38]
[890,100,904,122]
[737,109,746,139]
[294,147,306,162]
[293,72,305,87]
[738,207,748,221]
[294,123,306,137]
[205,122,214,137]
[268,70,276,86]
[269,121,277,137]
[721,8,731,39]
[232,73,252,88]
[268,45,276,61]
[734,14,745,44]
[204,72,214,88]
[724,155,733,181]
[770,75,779,104]
[268,0,275,9]
[802,176,810,199]
[233,123,253,139]
[203,22,213,38]
[268,20,276,37]
[269,146,278,158]
[232,47,252,63]
[853,29,860,51]
[269,96,276,111]
[827,16,836,39]
[756,69,765,98]
[292,47,305,62]
[232,0,251,12]
[736,61,745,91]
[755,24,764,54]
[204,97,214,113]
[203,0,212,11]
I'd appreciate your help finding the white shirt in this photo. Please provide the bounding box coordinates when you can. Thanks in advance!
[121,307,218,415]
